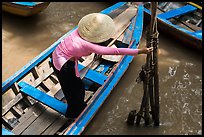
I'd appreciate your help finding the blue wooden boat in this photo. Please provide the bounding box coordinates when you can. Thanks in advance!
[144,2,202,50]
[2,2,144,135]
[2,2,50,16]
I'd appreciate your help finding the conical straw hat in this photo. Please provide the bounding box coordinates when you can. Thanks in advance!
[78,13,116,43]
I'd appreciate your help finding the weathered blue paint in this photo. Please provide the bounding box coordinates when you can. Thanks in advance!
[157,5,197,20]
[193,30,202,39]
[71,61,131,135]
[144,5,202,41]
[160,19,202,40]
[2,128,15,135]
[99,62,113,75]
[18,81,67,115]
[65,5,144,135]
[12,2,37,7]
[133,5,144,46]
[78,64,107,85]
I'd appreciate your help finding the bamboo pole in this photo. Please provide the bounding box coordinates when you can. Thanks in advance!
[135,2,159,126]
[135,67,149,125]
[151,2,160,126]
[146,26,155,123]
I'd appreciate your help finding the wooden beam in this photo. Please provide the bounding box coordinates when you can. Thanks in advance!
[18,81,67,115]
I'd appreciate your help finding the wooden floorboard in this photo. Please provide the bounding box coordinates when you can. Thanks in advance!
[84,90,94,103]
[21,107,60,135]
[41,115,68,135]
[113,6,137,36]
[12,103,46,135]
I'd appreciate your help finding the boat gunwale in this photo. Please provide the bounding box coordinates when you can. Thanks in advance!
[3,2,50,8]
[2,2,50,16]
[144,2,202,39]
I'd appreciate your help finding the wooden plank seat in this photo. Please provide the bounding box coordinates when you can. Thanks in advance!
[157,5,197,20]
[12,103,68,135]
[11,82,70,135]
[78,64,108,85]
[15,81,94,135]
[18,81,94,115]
[18,81,67,115]
[3,87,69,135]
[49,58,107,85]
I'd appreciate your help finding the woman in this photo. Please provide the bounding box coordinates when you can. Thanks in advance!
[52,13,153,118]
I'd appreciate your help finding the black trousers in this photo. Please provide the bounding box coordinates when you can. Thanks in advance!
[52,60,87,118]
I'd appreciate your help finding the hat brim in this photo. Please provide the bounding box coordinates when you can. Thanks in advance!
[78,13,115,43]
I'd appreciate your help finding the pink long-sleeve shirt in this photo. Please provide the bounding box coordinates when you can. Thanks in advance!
[52,29,139,77]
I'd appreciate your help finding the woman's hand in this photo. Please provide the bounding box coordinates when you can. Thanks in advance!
[138,47,153,54]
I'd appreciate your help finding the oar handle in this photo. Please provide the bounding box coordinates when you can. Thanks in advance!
[107,22,131,47]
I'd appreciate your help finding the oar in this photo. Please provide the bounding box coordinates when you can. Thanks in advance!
[79,54,101,79]
[79,21,131,79]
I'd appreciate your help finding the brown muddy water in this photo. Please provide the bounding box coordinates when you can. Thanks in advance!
[2,2,202,135]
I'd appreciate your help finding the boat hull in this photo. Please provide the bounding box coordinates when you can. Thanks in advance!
[144,2,202,51]
[2,2,50,16]
[2,2,144,135]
